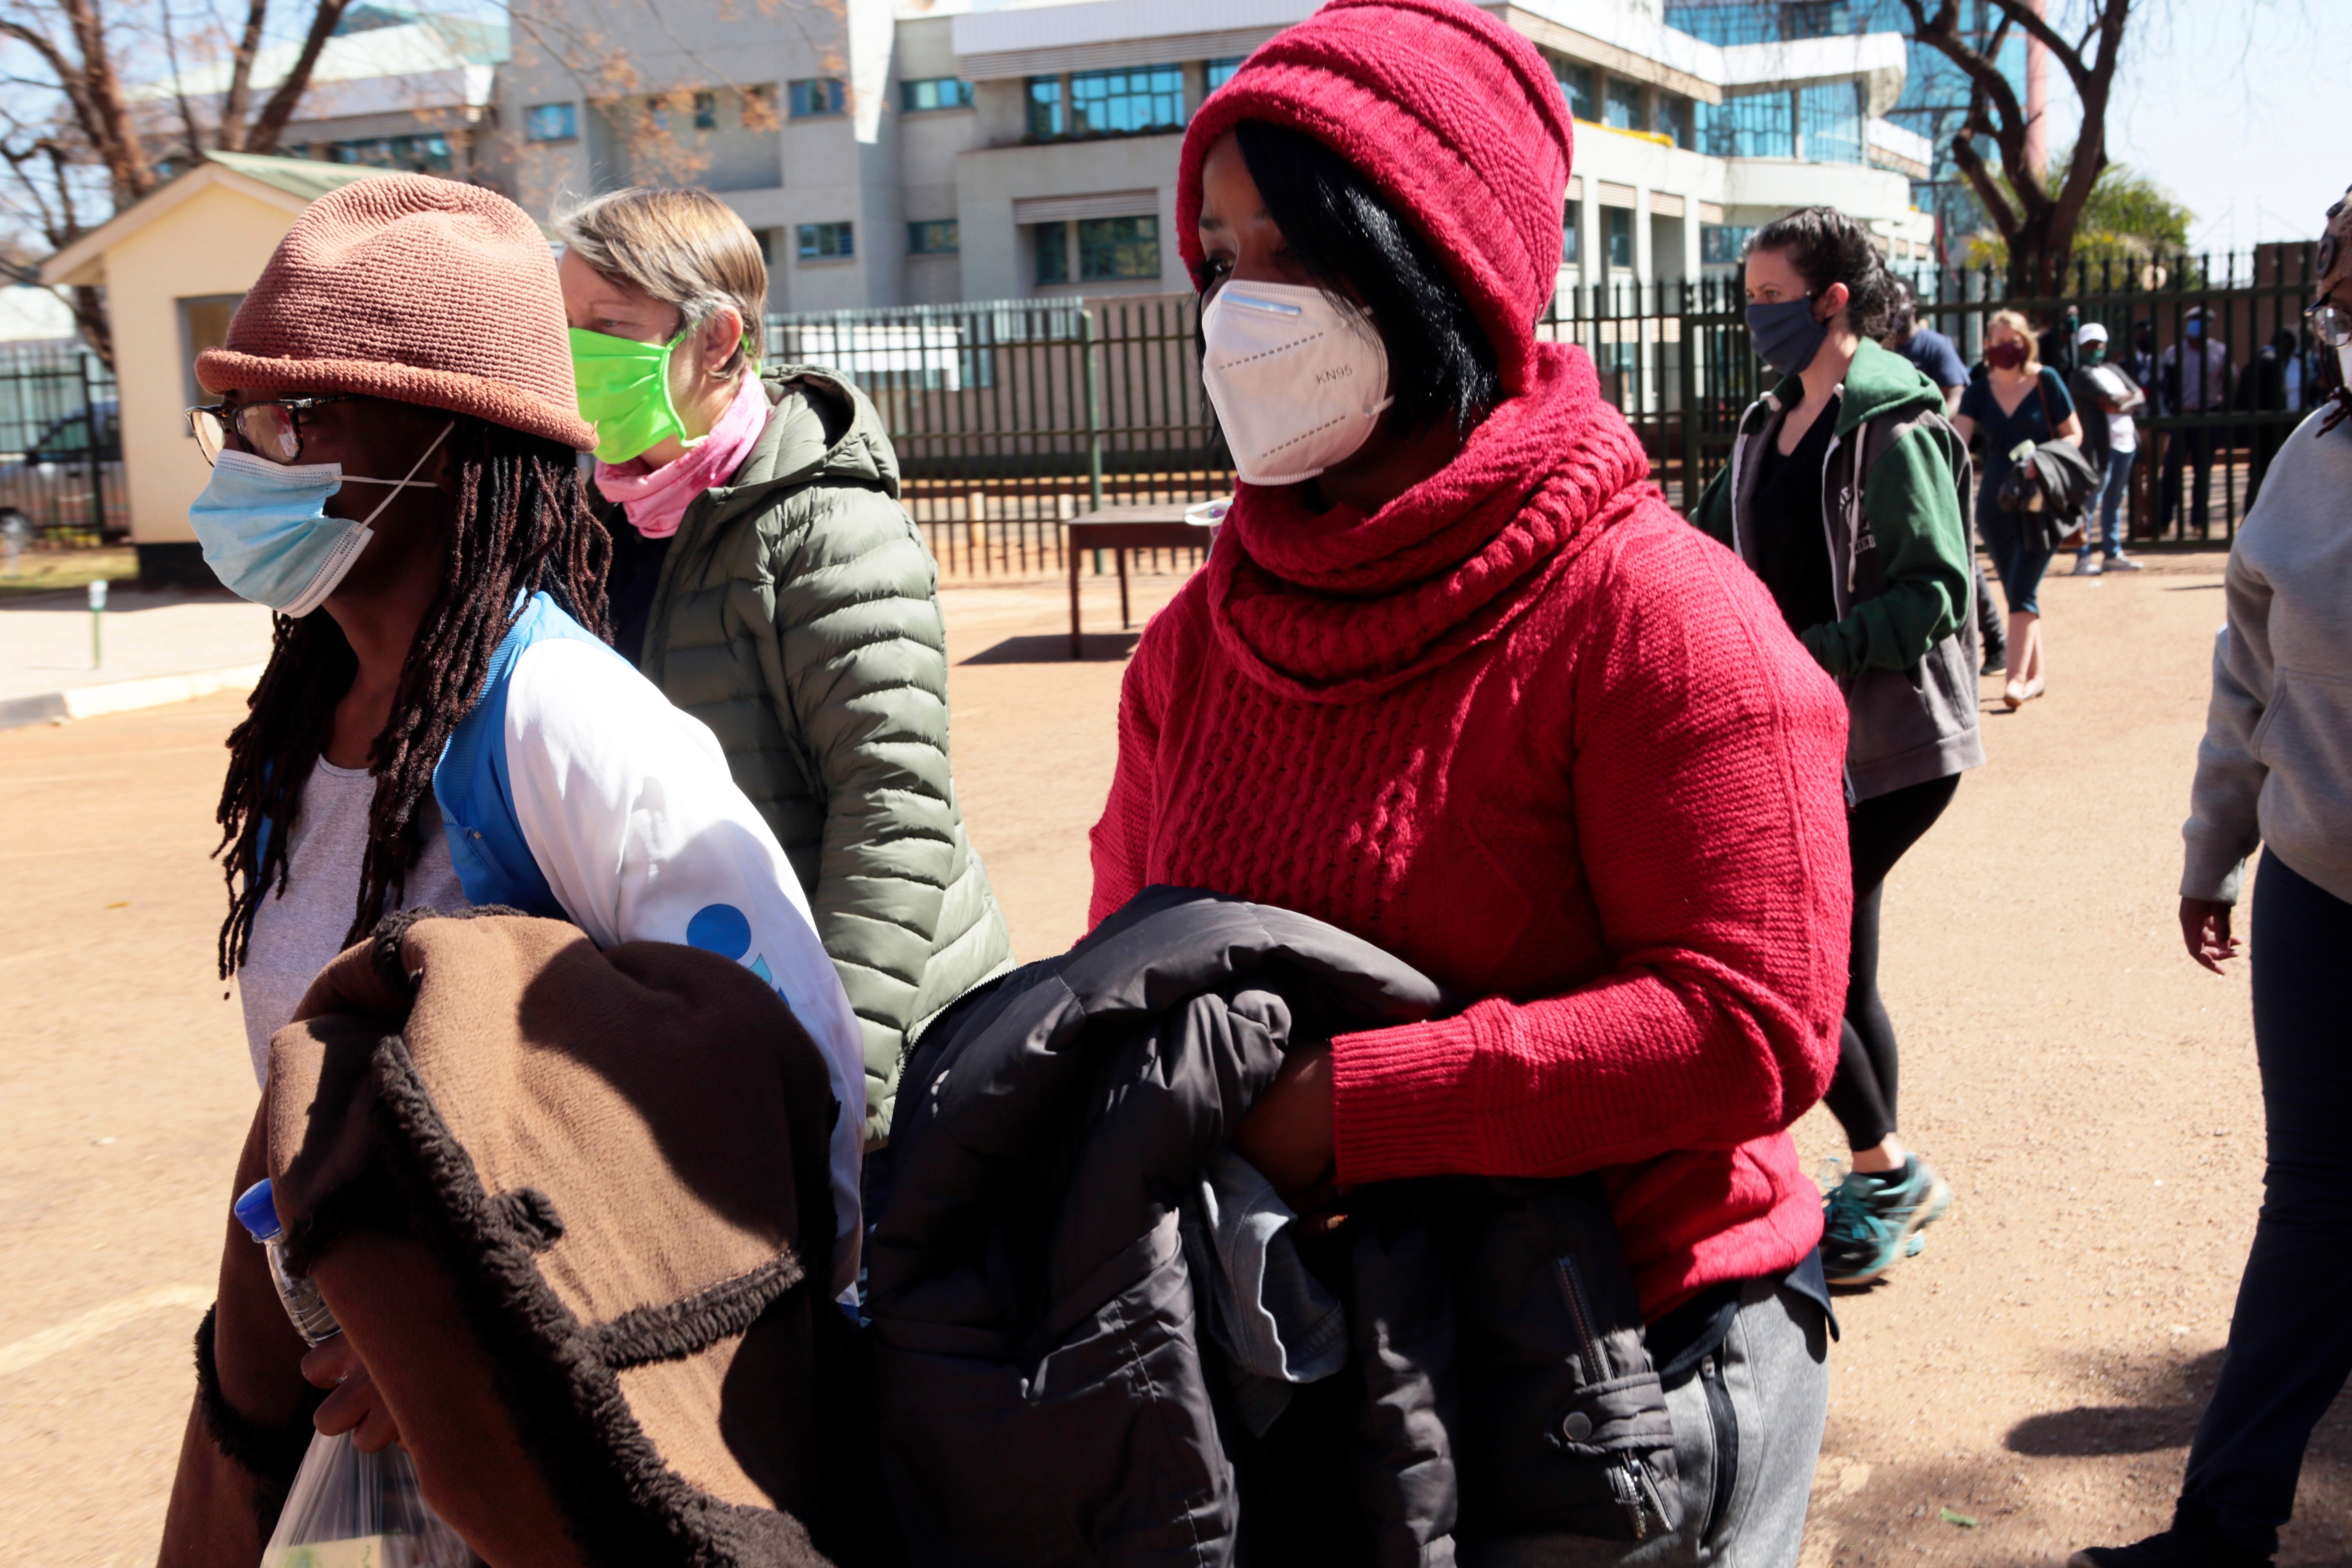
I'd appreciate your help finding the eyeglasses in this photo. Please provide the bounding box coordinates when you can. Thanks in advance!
[2306,300,2352,350]
[185,395,356,466]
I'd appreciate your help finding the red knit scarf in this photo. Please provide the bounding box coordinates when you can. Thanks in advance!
[1207,342,1655,702]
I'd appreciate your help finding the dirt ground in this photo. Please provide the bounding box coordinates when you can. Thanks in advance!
[3,552,2345,1564]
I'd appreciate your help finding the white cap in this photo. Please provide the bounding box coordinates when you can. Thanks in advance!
[2077,321,2109,346]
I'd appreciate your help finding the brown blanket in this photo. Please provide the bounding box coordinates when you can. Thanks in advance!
[159,908,849,1567]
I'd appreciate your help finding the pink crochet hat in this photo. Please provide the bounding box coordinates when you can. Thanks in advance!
[1177,0,1573,395]
[198,174,595,450]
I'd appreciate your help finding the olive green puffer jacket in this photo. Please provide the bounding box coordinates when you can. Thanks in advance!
[633,364,1014,1145]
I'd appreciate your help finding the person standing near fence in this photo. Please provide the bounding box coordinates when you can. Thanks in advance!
[556,188,1013,1151]
[2235,327,2297,508]
[2157,305,2229,538]
[2072,186,2352,1568]
[1884,278,2007,675]
[2068,321,2147,576]
[1953,310,2083,709]
[1695,209,1982,1287]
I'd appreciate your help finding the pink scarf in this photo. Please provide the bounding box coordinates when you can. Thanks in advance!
[594,372,771,539]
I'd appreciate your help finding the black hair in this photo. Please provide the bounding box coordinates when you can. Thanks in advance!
[1884,275,1919,336]
[1747,206,1896,340]
[1218,119,1501,435]
[214,416,610,977]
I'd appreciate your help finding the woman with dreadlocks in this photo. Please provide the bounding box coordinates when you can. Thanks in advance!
[188,175,866,1295]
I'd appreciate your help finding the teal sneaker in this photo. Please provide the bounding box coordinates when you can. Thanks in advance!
[1820,1155,1954,1286]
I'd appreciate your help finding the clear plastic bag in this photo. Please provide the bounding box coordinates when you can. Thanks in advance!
[262,1427,473,1568]
[234,1180,476,1568]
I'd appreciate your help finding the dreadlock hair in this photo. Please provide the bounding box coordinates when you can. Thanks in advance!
[214,414,609,979]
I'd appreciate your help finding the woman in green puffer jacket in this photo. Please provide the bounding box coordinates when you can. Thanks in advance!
[556,187,1013,1146]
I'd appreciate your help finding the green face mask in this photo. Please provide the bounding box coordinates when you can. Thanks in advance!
[569,326,688,464]
[2082,343,2107,366]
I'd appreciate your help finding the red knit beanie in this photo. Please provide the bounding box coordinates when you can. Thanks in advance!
[1177,0,1572,396]
[198,174,594,451]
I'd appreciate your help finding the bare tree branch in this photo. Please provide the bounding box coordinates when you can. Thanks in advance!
[2,0,362,350]
[243,0,348,150]
[215,0,270,151]
[55,0,159,199]
[1899,0,2137,294]
[0,19,109,160]
[158,0,209,167]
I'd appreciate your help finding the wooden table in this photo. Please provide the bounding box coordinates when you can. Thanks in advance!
[1065,504,1219,657]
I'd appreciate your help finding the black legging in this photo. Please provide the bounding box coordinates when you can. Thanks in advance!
[1820,773,1961,1151]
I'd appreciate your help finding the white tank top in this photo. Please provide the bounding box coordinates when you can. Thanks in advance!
[236,759,470,1086]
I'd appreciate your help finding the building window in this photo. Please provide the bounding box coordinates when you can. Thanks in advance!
[1798,81,1864,164]
[692,90,718,130]
[524,102,577,142]
[1025,76,1065,138]
[1079,215,1158,280]
[797,222,854,261]
[1604,76,1642,131]
[1653,91,1692,149]
[1700,224,1754,265]
[752,227,779,264]
[321,133,453,173]
[901,77,973,112]
[907,219,961,255]
[1561,205,1580,266]
[1033,215,1161,284]
[1605,207,1633,269]
[1068,66,1185,138]
[180,294,243,410]
[788,78,846,118]
[1780,0,1851,40]
[1698,91,1796,159]
[1552,60,1595,120]
[1206,56,1244,93]
[1033,222,1070,286]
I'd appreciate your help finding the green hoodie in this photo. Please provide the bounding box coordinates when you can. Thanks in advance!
[1692,338,1985,798]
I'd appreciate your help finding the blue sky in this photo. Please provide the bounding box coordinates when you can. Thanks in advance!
[2059,0,2338,251]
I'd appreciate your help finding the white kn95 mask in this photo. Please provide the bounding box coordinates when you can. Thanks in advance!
[1201,280,1393,487]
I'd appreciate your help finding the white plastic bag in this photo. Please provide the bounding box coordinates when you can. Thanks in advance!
[262,1427,472,1568]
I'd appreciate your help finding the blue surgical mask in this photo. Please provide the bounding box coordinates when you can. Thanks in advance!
[1747,295,1829,378]
[2186,318,2205,338]
[189,424,450,616]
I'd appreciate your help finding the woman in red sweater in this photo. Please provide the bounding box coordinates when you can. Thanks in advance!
[1087,0,1852,1554]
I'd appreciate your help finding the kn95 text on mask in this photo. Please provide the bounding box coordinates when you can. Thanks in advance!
[1200,280,1393,487]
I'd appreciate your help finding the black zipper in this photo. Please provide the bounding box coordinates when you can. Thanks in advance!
[1698,1352,1738,1546]
[1552,1255,1603,1369]
[1554,1256,1659,1540]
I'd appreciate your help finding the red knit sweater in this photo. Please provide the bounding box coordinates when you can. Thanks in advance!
[1089,358,1852,1317]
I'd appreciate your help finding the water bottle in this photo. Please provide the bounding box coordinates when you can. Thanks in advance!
[233,1179,473,1568]
[234,1179,341,1345]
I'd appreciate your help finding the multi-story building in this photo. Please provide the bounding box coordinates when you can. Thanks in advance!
[1662,0,2026,249]
[498,0,1934,311]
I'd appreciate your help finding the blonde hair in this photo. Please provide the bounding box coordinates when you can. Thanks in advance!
[555,187,767,374]
[1986,308,2040,372]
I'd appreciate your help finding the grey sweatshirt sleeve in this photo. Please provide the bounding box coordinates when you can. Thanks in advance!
[2180,548,2273,903]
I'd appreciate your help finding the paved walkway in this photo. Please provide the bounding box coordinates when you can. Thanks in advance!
[0,586,274,726]
[5,557,2346,1565]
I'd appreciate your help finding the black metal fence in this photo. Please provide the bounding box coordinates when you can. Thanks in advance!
[771,244,2325,578]
[1906,247,2325,544]
[0,341,124,546]
[770,297,1223,578]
